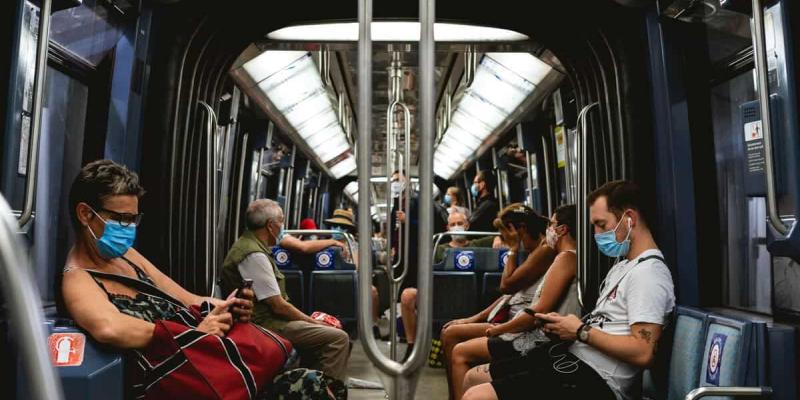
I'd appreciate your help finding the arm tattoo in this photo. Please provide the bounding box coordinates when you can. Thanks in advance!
[638,328,653,344]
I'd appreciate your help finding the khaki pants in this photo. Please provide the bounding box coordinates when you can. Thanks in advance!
[275,320,350,380]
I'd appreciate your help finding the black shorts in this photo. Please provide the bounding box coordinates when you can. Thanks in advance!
[489,342,616,400]
[487,336,523,361]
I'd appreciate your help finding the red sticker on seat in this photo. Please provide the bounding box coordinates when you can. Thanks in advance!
[48,333,85,367]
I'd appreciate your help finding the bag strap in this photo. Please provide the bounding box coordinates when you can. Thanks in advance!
[85,269,187,311]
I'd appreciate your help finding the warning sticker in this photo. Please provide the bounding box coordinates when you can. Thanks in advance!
[743,121,766,174]
[48,332,85,367]
[705,333,727,386]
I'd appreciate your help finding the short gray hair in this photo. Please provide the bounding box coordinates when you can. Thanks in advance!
[246,199,282,230]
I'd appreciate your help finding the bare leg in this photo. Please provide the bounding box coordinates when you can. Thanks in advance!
[441,323,491,400]
[400,288,417,344]
[371,285,380,321]
[462,383,498,400]
[451,337,491,400]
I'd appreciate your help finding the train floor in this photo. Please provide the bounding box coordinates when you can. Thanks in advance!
[348,340,448,399]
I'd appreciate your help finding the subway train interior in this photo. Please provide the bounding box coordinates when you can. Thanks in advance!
[1,0,800,399]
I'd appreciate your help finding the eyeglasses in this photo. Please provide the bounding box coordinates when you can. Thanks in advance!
[97,207,143,227]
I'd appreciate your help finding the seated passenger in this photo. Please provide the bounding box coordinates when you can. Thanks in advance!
[461,180,675,400]
[325,208,359,266]
[277,215,345,255]
[324,208,382,327]
[400,204,554,364]
[445,186,471,219]
[221,199,350,383]
[449,205,578,400]
[434,210,471,263]
[59,160,258,395]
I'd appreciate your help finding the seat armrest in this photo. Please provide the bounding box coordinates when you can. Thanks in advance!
[684,386,772,400]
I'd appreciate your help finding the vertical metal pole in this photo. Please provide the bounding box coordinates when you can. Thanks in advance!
[0,196,64,400]
[18,0,52,227]
[576,103,598,310]
[564,128,575,204]
[415,0,436,379]
[525,150,535,208]
[464,174,473,212]
[751,0,789,235]
[234,133,249,233]
[357,1,434,398]
[540,136,553,216]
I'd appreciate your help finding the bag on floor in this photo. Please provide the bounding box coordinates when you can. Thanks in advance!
[269,368,348,400]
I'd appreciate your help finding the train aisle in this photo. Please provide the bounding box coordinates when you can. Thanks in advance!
[349,341,448,399]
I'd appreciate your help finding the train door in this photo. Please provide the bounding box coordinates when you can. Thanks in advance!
[653,0,800,314]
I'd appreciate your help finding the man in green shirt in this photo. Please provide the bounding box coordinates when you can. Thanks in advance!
[221,199,349,381]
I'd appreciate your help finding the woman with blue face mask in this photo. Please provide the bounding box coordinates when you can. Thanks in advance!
[59,160,254,350]
[445,186,471,219]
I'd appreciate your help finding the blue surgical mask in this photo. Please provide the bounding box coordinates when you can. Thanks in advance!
[87,209,136,259]
[471,184,479,198]
[443,194,452,206]
[331,225,346,240]
[594,213,631,258]
[270,221,286,243]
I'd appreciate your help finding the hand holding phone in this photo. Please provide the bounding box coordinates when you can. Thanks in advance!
[232,279,254,323]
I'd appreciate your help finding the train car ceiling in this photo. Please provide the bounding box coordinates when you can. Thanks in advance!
[229,20,563,212]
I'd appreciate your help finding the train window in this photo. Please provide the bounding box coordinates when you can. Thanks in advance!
[49,0,126,66]
[710,70,771,314]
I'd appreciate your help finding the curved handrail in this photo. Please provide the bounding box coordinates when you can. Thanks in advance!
[751,0,789,235]
[575,102,599,310]
[541,136,554,216]
[198,101,218,295]
[0,195,64,400]
[357,0,435,393]
[431,231,501,253]
[18,0,52,227]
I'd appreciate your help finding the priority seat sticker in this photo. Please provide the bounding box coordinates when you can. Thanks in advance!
[705,333,727,386]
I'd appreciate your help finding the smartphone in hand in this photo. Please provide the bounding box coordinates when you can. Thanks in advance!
[236,278,253,299]
[232,279,253,322]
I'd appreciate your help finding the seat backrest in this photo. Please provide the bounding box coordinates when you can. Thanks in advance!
[314,247,354,270]
[271,246,294,270]
[665,306,709,400]
[697,315,753,392]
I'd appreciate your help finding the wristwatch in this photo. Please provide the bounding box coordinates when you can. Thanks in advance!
[577,323,592,343]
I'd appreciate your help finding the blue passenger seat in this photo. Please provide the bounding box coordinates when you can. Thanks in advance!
[308,248,358,337]
[432,247,480,332]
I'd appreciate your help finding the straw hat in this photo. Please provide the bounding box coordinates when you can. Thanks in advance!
[325,209,355,229]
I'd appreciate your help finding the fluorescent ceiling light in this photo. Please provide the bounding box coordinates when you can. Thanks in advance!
[243,50,356,178]
[329,156,357,179]
[434,52,551,179]
[369,177,420,183]
[268,22,529,42]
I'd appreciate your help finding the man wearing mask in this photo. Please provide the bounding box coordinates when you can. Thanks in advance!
[469,170,500,232]
[461,180,675,400]
[434,211,471,263]
[390,170,420,290]
[221,199,350,383]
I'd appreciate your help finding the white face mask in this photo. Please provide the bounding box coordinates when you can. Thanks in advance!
[545,226,560,249]
[391,181,403,198]
[449,225,467,242]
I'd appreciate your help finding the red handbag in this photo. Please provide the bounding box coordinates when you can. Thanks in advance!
[137,308,293,400]
[86,269,293,399]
